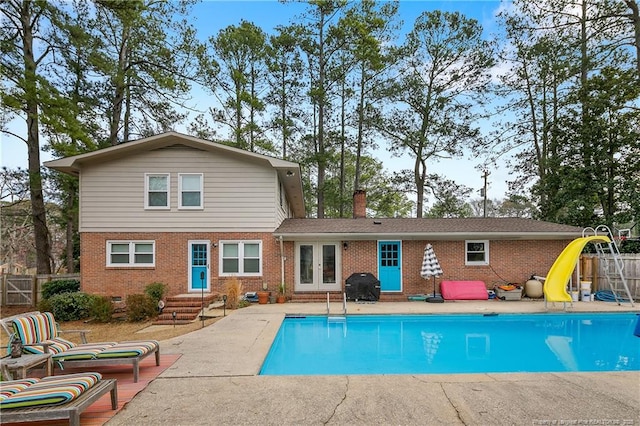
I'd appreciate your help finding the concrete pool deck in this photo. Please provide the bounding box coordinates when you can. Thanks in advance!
[108,300,640,425]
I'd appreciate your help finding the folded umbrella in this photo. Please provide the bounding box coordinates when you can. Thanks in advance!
[421,243,444,303]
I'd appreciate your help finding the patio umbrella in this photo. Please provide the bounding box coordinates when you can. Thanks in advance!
[421,243,444,303]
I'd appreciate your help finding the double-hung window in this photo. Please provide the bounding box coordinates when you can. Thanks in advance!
[465,240,489,265]
[179,173,203,209]
[107,241,155,267]
[145,174,169,209]
[219,241,261,276]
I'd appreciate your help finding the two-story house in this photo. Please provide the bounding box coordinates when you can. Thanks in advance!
[45,132,583,301]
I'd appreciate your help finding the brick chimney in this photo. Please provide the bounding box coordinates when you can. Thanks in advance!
[353,190,366,218]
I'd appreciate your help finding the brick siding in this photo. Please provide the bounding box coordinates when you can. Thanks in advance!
[398,240,570,297]
[81,232,287,299]
[81,232,571,300]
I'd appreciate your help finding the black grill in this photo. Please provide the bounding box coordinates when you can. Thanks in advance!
[345,273,381,302]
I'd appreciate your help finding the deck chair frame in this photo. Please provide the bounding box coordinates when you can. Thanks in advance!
[0,377,117,426]
[1,311,160,383]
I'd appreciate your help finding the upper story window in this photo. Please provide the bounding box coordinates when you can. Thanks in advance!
[219,241,261,276]
[465,240,489,265]
[107,241,155,267]
[179,173,203,209]
[145,174,169,209]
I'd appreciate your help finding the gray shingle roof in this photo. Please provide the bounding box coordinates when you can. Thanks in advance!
[274,217,583,241]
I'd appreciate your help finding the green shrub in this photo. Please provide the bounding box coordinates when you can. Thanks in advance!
[144,282,167,304]
[90,295,114,323]
[620,238,640,253]
[47,292,94,321]
[42,279,80,300]
[126,293,156,322]
[37,298,53,314]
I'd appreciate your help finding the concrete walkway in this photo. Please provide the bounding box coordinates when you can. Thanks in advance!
[108,300,640,425]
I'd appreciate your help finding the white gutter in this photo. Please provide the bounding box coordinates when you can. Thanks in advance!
[279,236,285,293]
[272,232,581,241]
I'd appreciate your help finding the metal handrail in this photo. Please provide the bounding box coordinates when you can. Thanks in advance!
[326,292,330,315]
[342,292,347,315]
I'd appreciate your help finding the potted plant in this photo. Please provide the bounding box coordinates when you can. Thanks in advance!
[276,283,286,304]
[257,282,270,304]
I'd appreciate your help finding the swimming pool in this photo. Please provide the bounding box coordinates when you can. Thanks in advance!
[260,313,640,375]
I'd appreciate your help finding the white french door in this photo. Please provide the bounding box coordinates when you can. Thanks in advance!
[295,242,341,292]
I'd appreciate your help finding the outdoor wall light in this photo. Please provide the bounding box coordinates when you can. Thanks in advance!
[286,170,295,176]
[343,241,348,250]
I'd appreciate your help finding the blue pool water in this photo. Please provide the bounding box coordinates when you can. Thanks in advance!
[260,313,640,375]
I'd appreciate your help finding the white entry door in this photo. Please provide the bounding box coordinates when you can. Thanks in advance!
[295,242,341,292]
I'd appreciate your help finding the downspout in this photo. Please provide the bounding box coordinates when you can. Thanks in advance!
[279,236,285,294]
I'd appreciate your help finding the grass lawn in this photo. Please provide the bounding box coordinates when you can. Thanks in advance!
[0,306,222,347]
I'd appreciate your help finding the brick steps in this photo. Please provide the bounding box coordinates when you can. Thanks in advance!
[153,293,219,325]
[153,319,194,325]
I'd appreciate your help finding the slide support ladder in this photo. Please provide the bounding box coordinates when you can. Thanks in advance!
[589,226,635,307]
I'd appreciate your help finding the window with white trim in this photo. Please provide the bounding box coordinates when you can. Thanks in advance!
[107,241,155,266]
[179,173,203,209]
[145,174,169,209]
[465,240,489,265]
[219,241,261,276]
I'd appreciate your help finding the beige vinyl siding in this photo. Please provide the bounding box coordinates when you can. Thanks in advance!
[275,203,288,226]
[79,146,280,232]
[275,178,290,226]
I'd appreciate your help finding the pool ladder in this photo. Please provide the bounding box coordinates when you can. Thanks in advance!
[326,292,347,319]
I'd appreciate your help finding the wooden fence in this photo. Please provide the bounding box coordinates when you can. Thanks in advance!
[581,254,640,299]
[0,273,80,307]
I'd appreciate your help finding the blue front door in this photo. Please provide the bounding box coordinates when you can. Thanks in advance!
[189,241,209,292]
[378,241,401,292]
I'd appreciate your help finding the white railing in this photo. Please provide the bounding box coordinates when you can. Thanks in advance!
[326,292,348,318]
[326,292,330,315]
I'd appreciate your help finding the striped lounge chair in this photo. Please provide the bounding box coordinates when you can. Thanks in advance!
[6,312,160,383]
[0,372,117,426]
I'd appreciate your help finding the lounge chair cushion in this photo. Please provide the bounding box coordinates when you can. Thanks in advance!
[20,335,118,360]
[52,342,119,361]
[21,337,77,355]
[95,340,159,359]
[7,312,160,382]
[11,312,57,345]
[0,379,40,400]
[440,280,489,300]
[0,372,101,409]
[12,312,157,360]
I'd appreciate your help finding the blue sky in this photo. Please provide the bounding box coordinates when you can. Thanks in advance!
[187,0,509,201]
[191,0,502,37]
[1,0,509,203]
